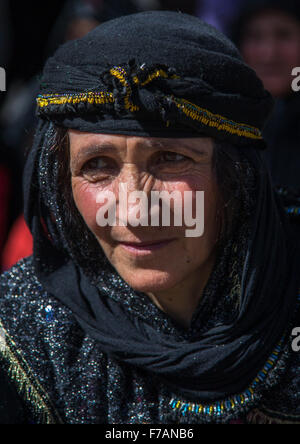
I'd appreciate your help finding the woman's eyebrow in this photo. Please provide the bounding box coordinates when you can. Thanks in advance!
[72,143,117,164]
[145,139,208,155]
[71,139,209,171]
[70,143,117,173]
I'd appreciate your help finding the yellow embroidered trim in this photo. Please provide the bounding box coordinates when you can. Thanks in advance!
[37,91,114,108]
[37,68,177,112]
[133,69,179,86]
[0,320,63,424]
[37,66,263,141]
[110,67,140,112]
[172,97,263,140]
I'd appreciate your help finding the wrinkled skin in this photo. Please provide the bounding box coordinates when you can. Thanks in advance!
[70,131,220,327]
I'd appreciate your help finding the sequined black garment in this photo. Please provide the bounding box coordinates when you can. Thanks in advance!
[0,256,299,424]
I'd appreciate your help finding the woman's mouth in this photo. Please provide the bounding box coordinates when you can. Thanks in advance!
[119,239,175,255]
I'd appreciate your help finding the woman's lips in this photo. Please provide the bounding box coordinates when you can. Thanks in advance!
[118,239,175,255]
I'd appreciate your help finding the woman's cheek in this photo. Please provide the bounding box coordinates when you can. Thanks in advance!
[72,178,104,230]
[161,167,213,192]
[163,173,217,233]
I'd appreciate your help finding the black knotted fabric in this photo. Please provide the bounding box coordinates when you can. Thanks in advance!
[24,12,300,406]
[37,11,274,148]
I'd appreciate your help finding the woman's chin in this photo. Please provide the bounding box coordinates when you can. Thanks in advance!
[118,269,179,293]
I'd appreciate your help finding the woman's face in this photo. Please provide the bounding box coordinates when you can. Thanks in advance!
[240,10,300,98]
[70,131,220,293]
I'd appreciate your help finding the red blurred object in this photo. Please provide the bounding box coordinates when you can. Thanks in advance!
[1,213,33,271]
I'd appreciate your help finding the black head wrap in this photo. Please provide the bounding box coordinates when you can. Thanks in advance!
[24,11,300,418]
[37,11,274,147]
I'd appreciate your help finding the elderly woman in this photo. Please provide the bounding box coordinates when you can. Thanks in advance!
[0,11,299,425]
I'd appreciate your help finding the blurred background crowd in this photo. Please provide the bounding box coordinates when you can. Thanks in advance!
[0,0,299,271]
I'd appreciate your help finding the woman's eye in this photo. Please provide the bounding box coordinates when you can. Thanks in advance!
[158,152,189,164]
[82,157,115,172]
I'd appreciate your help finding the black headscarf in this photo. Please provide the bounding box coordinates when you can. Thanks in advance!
[24,12,300,404]
[37,11,273,147]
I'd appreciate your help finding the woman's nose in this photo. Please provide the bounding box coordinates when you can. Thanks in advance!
[116,164,155,225]
[118,162,156,194]
[119,163,142,193]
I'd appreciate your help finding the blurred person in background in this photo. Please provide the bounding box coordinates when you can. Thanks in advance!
[232,0,300,199]
[47,0,140,51]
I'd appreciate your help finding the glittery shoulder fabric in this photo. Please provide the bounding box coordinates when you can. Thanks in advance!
[0,256,300,424]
